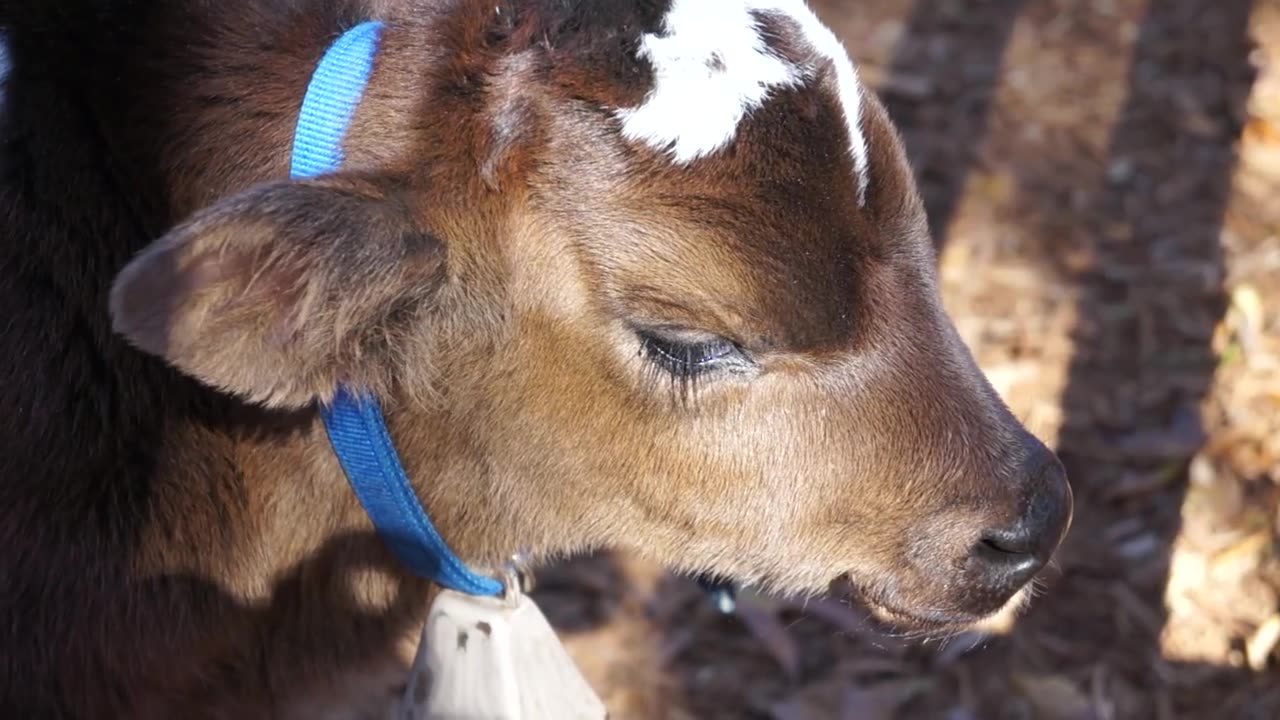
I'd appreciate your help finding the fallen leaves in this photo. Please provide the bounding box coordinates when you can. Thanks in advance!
[1246,615,1280,671]
[1011,673,1099,720]
[734,599,803,680]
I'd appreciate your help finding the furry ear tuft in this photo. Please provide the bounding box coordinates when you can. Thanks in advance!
[110,173,446,409]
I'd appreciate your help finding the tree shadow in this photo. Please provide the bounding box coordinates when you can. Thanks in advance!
[1005,0,1269,717]
[844,0,1268,717]
[875,0,1035,252]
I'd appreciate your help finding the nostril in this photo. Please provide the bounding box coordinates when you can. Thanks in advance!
[978,529,1035,557]
[970,532,1042,585]
[957,437,1072,599]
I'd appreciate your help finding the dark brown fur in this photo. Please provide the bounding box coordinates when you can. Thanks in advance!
[0,1,1070,716]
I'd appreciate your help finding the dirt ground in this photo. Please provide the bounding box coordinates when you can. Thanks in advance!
[527,1,1280,718]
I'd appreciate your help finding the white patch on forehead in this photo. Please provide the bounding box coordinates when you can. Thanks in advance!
[614,1,800,164]
[614,0,871,203]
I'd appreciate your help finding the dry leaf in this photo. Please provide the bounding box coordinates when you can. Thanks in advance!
[1229,283,1265,348]
[769,697,817,720]
[735,600,802,680]
[840,679,932,720]
[1246,615,1280,671]
[1012,674,1099,720]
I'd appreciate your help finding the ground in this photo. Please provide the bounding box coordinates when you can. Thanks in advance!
[528,1,1280,718]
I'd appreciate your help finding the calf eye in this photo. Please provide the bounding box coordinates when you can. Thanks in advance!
[638,330,742,378]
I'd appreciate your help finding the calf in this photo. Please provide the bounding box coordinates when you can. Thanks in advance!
[0,0,1071,717]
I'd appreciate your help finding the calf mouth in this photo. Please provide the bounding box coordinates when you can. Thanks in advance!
[851,593,980,636]
[839,576,1038,638]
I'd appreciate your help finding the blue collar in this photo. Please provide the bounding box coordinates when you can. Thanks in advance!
[290,21,503,597]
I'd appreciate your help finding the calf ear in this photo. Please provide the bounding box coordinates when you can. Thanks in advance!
[110,173,445,409]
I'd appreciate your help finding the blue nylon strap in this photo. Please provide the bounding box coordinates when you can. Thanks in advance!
[290,21,384,179]
[290,21,503,597]
[320,389,504,596]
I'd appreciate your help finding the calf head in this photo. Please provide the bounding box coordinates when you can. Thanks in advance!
[110,0,1071,632]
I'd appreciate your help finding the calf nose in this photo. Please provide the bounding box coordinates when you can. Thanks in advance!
[968,445,1073,593]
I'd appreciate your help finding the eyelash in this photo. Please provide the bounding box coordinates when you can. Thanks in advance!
[639,333,738,378]
[635,331,748,407]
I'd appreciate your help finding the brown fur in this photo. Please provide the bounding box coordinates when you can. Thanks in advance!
[0,1,1071,717]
